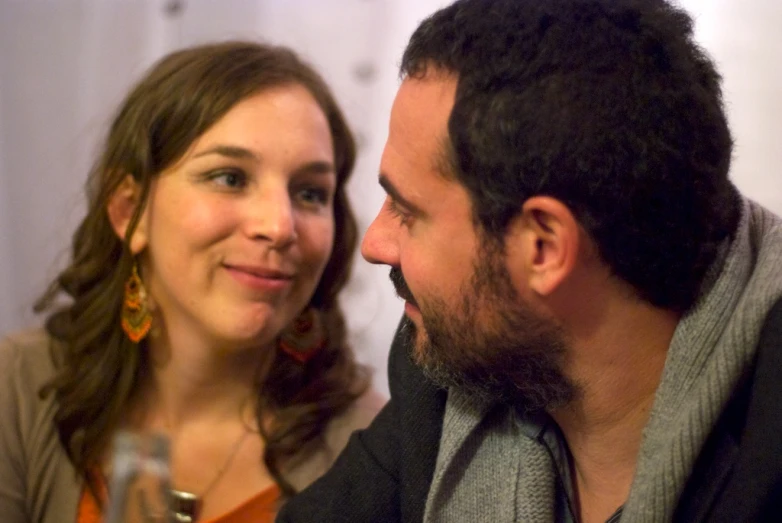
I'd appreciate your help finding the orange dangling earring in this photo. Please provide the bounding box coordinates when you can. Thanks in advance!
[278,308,326,364]
[121,263,152,343]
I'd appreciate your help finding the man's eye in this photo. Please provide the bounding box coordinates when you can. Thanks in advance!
[388,198,413,226]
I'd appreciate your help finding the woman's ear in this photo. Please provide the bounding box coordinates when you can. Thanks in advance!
[106,175,149,255]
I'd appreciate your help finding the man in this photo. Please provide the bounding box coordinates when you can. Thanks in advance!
[278,0,782,521]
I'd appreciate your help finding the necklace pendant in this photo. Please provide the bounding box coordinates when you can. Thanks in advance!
[170,489,200,522]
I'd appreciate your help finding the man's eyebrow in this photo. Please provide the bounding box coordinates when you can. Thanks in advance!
[192,144,259,162]
[379,173,423,214]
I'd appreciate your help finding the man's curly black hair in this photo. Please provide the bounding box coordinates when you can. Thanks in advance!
[402,0,740,313]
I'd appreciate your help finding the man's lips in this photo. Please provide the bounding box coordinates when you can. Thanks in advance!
[389,267,418,307]
[404,301,421,316]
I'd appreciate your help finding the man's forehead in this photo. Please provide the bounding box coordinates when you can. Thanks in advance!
[394,71,457,120]
[386,72,457,175]
[379,75,472,218]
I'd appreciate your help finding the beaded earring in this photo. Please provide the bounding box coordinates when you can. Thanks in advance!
[278,307,326,364]
[121,263,152,343]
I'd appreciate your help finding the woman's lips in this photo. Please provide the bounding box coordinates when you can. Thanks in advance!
[223,264,294,292]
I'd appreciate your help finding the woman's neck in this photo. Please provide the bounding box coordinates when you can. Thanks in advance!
[131,328,275,432]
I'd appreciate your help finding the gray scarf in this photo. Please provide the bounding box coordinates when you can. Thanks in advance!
[423,199,782,523]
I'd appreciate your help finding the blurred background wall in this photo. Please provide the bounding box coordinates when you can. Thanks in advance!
[1,0,780,396]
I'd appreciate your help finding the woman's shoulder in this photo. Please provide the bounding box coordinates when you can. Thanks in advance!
[323,386,387,454]
[0,328,81,522]
[0,328,57,386]
[0,327,59,420]
[285,387,387,491]
[326,387,387,438]
[0,328,53,378]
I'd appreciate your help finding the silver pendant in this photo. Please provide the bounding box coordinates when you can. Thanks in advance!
[170,489,200,523]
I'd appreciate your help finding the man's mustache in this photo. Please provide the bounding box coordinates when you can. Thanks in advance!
[389,267,418,307]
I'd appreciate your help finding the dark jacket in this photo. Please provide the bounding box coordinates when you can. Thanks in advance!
[278,297,782,522]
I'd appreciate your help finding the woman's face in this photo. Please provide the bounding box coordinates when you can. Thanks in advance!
[133,84,336,351]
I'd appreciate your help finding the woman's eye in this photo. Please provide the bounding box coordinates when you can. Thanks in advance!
[297,186,330,206]
[208,170,247,189]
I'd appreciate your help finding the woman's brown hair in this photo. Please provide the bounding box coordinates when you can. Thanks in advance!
[35,40,368,496]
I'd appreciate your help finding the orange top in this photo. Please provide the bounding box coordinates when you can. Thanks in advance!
[77,478,281,523]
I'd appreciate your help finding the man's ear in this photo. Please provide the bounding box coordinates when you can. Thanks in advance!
[512,196,580,296]
[106,175,149,255]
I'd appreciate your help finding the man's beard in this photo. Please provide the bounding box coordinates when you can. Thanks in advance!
[390,240,578,413]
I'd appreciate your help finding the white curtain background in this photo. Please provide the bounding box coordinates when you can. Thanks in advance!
[0,0,780,397]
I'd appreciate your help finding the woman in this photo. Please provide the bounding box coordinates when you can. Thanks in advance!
[0,41,384,523]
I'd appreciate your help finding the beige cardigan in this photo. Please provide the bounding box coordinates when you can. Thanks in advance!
[0,329,385,523]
